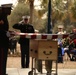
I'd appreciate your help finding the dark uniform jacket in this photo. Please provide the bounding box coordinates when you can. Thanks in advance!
[0,14,9,47]
[13,23,35,45]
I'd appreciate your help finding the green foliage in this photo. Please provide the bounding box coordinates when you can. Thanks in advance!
[18,0,26,3]
[8,0,76,33]
[32,12,46,32]
[40,0,48,8]
[71,1,76,19]
[8,3,30,30]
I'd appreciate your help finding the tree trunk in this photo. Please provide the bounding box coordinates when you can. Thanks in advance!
[29,0,34,24]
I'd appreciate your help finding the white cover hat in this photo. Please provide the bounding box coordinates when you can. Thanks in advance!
[1,3,13,8]
[22,16,30,19]
[58,25,64,28]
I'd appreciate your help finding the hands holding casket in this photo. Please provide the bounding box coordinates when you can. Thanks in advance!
[6,30,16,37]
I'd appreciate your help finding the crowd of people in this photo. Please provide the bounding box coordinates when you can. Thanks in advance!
[58,36,76,63]
[57,25,76,63]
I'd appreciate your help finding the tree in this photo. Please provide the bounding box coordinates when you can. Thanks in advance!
[18,0,26,3]
[8,3,30,30]
[8,0,76,33]
[40,0,76,33]
[29,0,34,24]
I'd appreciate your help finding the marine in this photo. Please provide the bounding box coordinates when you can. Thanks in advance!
[0,3,12,75]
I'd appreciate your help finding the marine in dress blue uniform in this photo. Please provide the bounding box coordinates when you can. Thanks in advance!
[0,4,12,75]
[13,16,35,68]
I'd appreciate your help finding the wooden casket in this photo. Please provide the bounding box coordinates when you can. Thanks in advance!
[30,40,58,60]
[14,33,68,60]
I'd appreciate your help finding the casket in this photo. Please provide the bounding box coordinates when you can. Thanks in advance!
[30,40,58,60]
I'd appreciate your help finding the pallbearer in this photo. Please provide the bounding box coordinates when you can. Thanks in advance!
[0,4,12,75]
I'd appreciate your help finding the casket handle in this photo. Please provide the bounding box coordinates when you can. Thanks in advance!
[30,49,33,51]
[35,50,37,53]
[43,51,52,55]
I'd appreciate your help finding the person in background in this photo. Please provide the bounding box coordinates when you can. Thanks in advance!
[57,25,65,63]
[72,28,76,48]
[9,37,17,54]
[63,36,72,60]
[57,25,65,34]
[70,29,76,61]
[73,39,76,48]
[13,16,35,68]
[0,4,12,75]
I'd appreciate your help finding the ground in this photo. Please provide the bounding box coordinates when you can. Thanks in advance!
[7,43,76,69]
[7,56,76,69]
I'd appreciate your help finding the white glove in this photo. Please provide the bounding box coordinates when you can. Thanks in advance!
[6,31,11,37]
[19,20,24,24]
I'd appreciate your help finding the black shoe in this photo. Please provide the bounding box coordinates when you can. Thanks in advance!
[47,72,51,75]
[22,67,26,68]
[26,65,29,68]
[70,59,74,61]
[26,66,29,68]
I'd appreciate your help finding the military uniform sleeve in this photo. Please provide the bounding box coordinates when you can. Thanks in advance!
[13,23,21,30]
[0,16,4,25]
[29,24,35,33]
[0,17,4,29]
[31,25,35,33]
